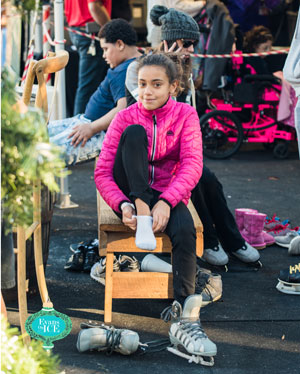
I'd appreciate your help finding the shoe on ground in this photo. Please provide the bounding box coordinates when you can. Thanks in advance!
[202,243,229,266]
[77,324,140,355]
[90,256,120,285]
[288,236,300,256]
[70,238,99,253]
[168,295,217,360]
[195,269,222,306]
[276,263,300,295]
[118,255,140,272]
[267,223,293,237]
[64,249,85,271]
[83,248,100,273]
[275,230,299,248]
[232,242,260,263]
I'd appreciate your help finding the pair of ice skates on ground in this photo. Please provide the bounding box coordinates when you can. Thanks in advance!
[76,294,216,366]
[276,262,300,295]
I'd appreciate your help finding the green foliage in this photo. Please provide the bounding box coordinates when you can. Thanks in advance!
[10,0,39,13]
[1,67,66,228]
[1,316,61,374]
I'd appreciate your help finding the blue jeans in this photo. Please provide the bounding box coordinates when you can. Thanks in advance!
[69,29,108,115]
[48,114,105,165]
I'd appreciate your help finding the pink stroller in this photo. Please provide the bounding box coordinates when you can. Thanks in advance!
[199,54,296,159]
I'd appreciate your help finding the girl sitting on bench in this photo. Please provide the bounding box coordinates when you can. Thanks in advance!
[94,53,217,363]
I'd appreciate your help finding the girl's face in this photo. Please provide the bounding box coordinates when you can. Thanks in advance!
[255,40,272,54]
[138,65,177,110]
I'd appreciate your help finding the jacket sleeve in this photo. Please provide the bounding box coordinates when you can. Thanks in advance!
[159,107,203,207]
[165,0,205,17]
[94,111,130,212]
[283,10,300,89]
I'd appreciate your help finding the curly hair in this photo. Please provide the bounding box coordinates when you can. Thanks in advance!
[243,25,273,53]
[98,19,137,45]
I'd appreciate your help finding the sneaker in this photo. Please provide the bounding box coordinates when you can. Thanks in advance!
[232,242,260,263]
[90,256,120,285]
[195,269,222,306]
[70,238,99,253]
[288,236,300,256]
[275,230,300,248]
[202,243,229,266]
[118,255,140,272]
[64,249,85,272]
[83,248,100,273]
[267,223,293,237]
[168,295,217,364]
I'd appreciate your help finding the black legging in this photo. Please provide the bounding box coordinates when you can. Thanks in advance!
[113,124,196,305]
[191,166,245,252]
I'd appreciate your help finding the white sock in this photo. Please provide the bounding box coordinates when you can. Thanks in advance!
[135,215,156,250]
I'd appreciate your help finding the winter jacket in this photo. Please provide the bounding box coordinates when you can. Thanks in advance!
[94,97,203,212]
[283,9,300,97]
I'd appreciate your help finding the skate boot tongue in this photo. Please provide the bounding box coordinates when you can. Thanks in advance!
[181,294,202,321]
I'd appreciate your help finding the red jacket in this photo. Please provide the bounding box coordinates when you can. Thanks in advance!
[94,97,203,212]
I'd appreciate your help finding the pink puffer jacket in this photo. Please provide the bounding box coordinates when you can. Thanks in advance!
[94,97,203,212]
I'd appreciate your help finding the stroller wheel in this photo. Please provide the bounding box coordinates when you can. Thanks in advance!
[273,141,290,159]
[200,110,243,159]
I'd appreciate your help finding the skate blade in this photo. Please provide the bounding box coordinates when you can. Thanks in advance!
[167,346,214,366]
[276,280,300,295]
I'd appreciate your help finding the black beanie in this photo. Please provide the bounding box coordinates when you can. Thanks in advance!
[150,5,200,42]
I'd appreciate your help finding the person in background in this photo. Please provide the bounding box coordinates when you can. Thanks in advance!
[243,25,274,75]
[125,6,260,267]
[48,19,141,166]
[283,7,300,156]
[146,0,206,47]
[64,0,111,115]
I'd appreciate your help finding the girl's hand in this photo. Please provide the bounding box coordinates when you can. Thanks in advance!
[163,40,182,54]
[68,123,94,148]
[151,200,170,233]
[122,205,137,231]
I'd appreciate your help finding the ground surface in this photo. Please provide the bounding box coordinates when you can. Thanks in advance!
[6,144,300,374]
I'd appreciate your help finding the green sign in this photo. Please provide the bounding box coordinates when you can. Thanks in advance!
[25,305,72,350]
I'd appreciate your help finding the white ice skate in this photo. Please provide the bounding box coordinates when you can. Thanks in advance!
[167,295,217,366]
[276,263,300,295]
[76,323,140,355]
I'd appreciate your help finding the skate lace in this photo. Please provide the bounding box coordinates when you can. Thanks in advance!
[195,272,210,295]
[179,320,207,341]
[160,302,181,322]
[105,327,123,355]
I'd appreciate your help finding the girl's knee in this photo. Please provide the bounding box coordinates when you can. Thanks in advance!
[121,125,148,148]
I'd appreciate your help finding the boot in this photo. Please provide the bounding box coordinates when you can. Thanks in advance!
[236,208,274,246]
[241,212,266,250]
[76,324,139,355]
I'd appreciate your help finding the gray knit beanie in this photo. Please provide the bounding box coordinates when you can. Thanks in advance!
[150,5,200,42]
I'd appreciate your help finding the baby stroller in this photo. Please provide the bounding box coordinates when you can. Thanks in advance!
[193,0,296,159]
[199,54,296,159]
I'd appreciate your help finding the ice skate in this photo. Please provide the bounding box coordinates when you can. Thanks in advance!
[276,263,300,295]
[167,295,217,366]
[76,323,140,355]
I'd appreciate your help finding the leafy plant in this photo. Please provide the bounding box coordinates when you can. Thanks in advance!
[1,67,66,229]
[1,316,61,374]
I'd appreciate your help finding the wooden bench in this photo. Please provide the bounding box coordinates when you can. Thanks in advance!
[97,192,203,323]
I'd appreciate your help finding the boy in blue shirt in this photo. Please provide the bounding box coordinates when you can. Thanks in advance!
[48,19,141,165]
